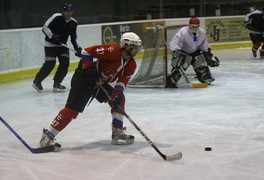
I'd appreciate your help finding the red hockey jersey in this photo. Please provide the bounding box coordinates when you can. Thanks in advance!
[81,43,136,89]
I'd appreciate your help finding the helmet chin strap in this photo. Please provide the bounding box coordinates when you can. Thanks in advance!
[124,48,133,59]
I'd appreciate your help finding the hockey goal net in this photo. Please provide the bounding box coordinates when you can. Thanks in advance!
[128,24,187,87]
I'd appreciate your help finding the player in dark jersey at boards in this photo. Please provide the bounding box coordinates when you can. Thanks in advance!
[33,2,82,93]
[244,8,264,58]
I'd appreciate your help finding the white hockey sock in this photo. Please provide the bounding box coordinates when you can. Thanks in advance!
[47,126,59,137]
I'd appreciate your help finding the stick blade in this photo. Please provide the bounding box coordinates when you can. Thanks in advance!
[30,146,56,154]
[190,83,208,88]
[165,152,182,161]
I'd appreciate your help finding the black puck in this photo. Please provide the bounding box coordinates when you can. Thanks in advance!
[205,147,212,151]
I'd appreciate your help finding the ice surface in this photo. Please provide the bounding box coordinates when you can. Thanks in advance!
[1,48,264,180]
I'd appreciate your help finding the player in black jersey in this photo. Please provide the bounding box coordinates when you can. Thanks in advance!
[244,8,264,59]
[33,3,82,93]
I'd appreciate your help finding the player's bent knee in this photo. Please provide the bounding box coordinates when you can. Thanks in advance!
[51,107,79,131]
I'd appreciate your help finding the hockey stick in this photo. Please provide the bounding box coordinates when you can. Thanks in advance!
[61,43,77,53]
[98,85,182,161]
[179,66,208,88]
[0,116,55,153]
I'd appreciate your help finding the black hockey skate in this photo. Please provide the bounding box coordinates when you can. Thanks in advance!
[53,83,66,92]
[32,80,43,93]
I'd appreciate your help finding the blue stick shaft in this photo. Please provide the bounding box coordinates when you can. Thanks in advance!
[0,116,33,152]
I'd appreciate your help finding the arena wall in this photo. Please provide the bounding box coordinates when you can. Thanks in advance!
[0,16,251,83]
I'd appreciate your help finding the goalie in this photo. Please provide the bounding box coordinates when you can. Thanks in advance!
[167,17,219,88]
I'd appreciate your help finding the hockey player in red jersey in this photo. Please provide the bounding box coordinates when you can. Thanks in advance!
[244,8,264,58]
[39,32,142,149]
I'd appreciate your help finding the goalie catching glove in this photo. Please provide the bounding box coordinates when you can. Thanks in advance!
[202,49,220,67]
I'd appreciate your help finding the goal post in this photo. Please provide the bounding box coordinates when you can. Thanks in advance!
[128,24,187,88]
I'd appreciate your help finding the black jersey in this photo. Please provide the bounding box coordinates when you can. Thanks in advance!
[42,13,80,49]
[247,12,264,32]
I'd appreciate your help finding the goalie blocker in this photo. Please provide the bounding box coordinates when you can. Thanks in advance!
[167,49,219,88]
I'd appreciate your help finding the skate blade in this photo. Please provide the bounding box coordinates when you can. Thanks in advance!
[111,139,135,145]
[53,88,65,93]
[32,84,42,93]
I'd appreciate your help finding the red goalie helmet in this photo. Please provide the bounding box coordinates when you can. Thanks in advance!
[189,17,200,34]
[189,17,200,25]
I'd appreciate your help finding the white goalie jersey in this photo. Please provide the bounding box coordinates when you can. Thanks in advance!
[169,26,210,54]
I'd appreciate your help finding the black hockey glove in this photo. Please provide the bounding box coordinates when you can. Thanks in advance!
[203,48,213,57]
[203,50,220,67]
[50,34,61,45]
[210,56,220,67]
[108,88,124,108]
[75,47,82,57]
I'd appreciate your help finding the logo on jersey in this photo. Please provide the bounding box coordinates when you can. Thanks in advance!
[108,47,114,52]
[96,47,104,55]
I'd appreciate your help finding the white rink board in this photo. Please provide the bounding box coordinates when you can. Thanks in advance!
[0,16,244,73]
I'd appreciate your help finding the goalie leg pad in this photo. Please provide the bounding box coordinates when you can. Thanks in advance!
[195,66,215,85]
[168,52,192,88]
[167,68,181,88]
[181,53,192,70]
[193,54,208,69]
[171,51,192,70]
[193,55,215,84]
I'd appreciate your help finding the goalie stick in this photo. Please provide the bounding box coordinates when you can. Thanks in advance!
[0,116,55,153]
[98,85,182,161]
[179,66,208,88]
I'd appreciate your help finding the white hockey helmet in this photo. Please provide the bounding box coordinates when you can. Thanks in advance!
[120,32,142,50]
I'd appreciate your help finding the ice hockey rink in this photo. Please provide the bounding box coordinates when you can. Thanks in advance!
[0,48,264,180]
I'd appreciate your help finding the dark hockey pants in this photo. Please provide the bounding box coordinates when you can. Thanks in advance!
[34,47,69,84]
